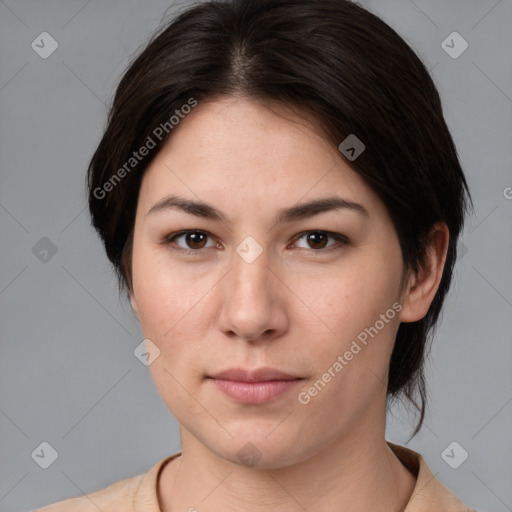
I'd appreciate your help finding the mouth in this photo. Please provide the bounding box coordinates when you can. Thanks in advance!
[206,367,304,404]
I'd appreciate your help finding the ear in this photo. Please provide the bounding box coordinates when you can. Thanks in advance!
[399,222,450,323]
[129,289,140,321]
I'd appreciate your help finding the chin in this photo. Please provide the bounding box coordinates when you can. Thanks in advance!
[207,427,310,470]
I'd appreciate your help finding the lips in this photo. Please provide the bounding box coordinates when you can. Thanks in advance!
[208,366,302,382]
[207,367,304,404]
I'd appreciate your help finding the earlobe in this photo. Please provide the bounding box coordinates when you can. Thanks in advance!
[399,223,450,323]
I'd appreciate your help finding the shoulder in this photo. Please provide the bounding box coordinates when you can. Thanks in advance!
[32,452,181,512]
[387,441,477,512]
[32,473,143,512]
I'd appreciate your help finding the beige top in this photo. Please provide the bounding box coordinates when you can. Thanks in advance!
[34,442,477,511]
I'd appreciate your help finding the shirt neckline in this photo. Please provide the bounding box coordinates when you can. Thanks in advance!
[139,441,466,512]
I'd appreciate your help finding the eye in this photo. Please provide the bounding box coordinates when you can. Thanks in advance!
[161,230,218,255]
[291,231,349,253]
[161,230,349,255]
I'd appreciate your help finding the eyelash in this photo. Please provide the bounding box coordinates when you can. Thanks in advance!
[160,230,350,256]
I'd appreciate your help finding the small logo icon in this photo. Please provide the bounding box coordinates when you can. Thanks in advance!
[441,32,468,59]
[457,240,468,260]
[134,338,161,366]
[31,32,59,59]
[236,236,263,264]
[441,441,468,469]
[31,441,59,469]
[32,237,58,263]
[237,442,262,467]
[339,134,365,161]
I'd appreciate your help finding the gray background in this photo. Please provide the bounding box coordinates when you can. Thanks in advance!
[0,0,511,511]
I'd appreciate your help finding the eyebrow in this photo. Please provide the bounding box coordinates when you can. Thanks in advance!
[146,194,369,223]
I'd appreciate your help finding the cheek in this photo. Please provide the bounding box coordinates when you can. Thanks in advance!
[297,308,398,428]
[133,272,215,383]
[300,258,399,335]
[132,249,198,336]
[297,258,402,390]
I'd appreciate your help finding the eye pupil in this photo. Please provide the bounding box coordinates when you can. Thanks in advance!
[187,232,207,249]
[307,232,328,249]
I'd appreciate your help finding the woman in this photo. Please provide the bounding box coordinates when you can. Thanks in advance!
[37,0,476,510]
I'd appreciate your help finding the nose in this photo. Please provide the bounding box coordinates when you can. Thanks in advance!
[217,248,288,343]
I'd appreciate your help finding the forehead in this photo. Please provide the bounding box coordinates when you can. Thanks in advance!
[136,96,381,219]
[162,95,333,164]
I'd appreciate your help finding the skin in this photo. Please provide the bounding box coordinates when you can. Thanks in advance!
[128,95,449,512]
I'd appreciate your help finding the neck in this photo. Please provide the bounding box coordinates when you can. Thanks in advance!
[158,408,416,512]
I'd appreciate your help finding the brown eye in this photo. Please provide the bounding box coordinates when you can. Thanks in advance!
[183,232,209,249]
[162,230,216,253]
[305,232,329,249]
[293,231,349,253]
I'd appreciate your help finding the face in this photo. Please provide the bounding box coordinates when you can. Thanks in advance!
[129,96,411,468]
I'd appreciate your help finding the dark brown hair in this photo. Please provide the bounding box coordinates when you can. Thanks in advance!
[86,0,473,438]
